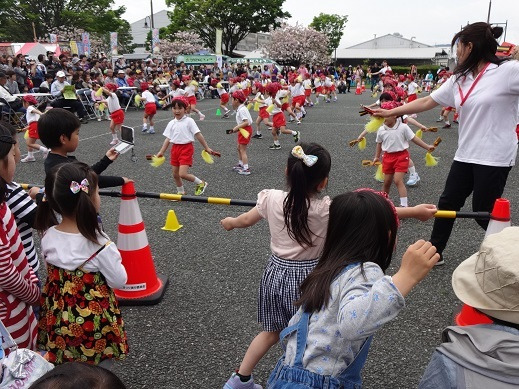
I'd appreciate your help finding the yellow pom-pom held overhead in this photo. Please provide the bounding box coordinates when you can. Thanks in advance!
[375,164,384,181]
[416,129,423,139]
[365,116,384,133]
[150,155,165,167]
[358,137,366,150]
[425,152,439,167]
[95,87,103,97]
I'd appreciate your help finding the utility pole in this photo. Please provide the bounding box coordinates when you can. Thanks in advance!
[151,0,155,29]
[487,0,492,23]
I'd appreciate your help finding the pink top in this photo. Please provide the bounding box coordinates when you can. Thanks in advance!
[256,189,331,260]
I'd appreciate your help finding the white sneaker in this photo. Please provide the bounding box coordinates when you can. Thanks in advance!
[406,173,421,186]
[21,156,36,163]
[110,139,118,145]
[199,114,206,121]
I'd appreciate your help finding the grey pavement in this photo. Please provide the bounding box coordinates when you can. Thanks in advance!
[16,91,519,388]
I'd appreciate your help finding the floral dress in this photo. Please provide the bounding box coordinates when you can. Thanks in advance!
[37,261,128,365]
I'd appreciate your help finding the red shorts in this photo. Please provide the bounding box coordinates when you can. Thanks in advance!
[315,86,322,94]
[516,124,519,140]
[443,106,454,112]
[244,88,251,97]
[273,112,286,129]
[170,143,194,167]
[238,125,252,145]
[28,122,39,139]
[220,93,229,104]
[110,109,125,125]
[291,95,305,108]
[188,95,197,106]
[259,107,270,119]
[281,102,289,111]
[407,93,417,102]
[330,84,336,92]
[382,150,410,174]
[144,103,156,116]
[304,89,311,97]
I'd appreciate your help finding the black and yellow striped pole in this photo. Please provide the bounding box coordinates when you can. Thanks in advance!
[18,184,492,218]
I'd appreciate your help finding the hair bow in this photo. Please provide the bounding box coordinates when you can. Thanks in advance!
[291,145,318,167]
[70,178,89,194]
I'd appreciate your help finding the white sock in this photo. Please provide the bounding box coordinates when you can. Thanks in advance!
[150,126,154,131]
[274,140,280,146]
[445,121,450,125]
[408,166,416,175]
[400,197,408,207]
[142,124,147,129]
[40,146,49,153]
[27,151,34,157]
[291,131,297,135]
[239,160,243,166]
[243,164,249,170]
[112,133,118,140]
[176,186,185,194]
[193,177,202,185]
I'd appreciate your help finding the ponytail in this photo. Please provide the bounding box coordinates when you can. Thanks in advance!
[283,143,331,248]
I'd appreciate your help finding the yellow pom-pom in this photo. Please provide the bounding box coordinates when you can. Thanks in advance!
[375,164,384,181]
[190,80,199,87]
[416,129,423,139]
[253,102,260,111]
[135,94,142,105]
[266,104,275,113]
[282,96,289,104]
[99,103,106,112]
[216,83,222,89]
[24,130,29,140]
[365,116,384,133]
[150,155,165,167]
[246,103,253,110]
[358,137,366,150]
[159,100,165,106]
[425,152,438,167]
[239,128,250,138]
[296,75,303,83]
[95,87,103,97]
[201,150,214,164]
[371,92,378,98]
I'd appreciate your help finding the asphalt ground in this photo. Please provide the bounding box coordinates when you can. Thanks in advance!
[15,91,519,388]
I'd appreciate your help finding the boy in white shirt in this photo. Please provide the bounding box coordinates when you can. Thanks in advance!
[406,75,419,102]
[266,83,300,150]
[228,91,253,175]
[373,101,434,207]
[141,85,157,134]
[21,95,49,162]
[100,84,125,145]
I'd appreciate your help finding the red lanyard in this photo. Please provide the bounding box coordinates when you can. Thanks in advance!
[458,62,491,107]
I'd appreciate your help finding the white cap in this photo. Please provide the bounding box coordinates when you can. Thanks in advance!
[56,71,66,78]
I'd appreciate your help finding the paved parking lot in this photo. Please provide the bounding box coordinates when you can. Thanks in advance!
[16,91,519,388]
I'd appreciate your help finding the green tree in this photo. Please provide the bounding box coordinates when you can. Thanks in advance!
[309,13,348,55]
[165,0,290,55]
[0,0,133,52]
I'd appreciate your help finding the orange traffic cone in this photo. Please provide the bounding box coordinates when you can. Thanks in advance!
[454,304,493,326]
[361,81,366,92]
[114,182,169,305]
[355,82,361,95]
[485,198,511,237]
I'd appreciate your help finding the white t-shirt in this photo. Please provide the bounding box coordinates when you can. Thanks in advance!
[106,93,121,113]
[141,90,155,104]
[41,227,127,289]
[431,61,519,167]
[407,81,418,94]
[380,65,392,75]
[26,105,40,124]
[375,119,415,152]
[303,79,312,90]
[169,88,186,98]
[272,89,289,114]
[236,104,252,126]
[163,115,200,144]
[184,85,195,97]
[290,83,304,97]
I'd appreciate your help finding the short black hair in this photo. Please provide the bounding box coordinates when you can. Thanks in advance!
[38,108,80,149]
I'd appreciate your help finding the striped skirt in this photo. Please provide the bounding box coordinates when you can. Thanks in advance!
[258,254,318,332]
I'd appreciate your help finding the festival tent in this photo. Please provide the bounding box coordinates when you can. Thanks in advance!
[14,42,48,57]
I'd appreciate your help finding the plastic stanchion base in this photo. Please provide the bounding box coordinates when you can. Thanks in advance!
[115,274,170,306]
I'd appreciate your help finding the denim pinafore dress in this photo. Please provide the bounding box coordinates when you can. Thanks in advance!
[267,264,373,389]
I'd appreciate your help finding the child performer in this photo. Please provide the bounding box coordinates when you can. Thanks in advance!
[91,82,110,122]
[35,162,128,366]
[156,97,215,195]
[303,73,314,107]
[101,84,125,145]
[406,75,419,102]
[229,91,253,175]
[373,101,434,207]
[289,75,306,123]
[21,95,49,162]
[184,80,205,121]
[252,82,273,139]
[210,80,230,118]
[267,83,300,150]
[142,84,157,134]
[313,74,322,105]
[267,189,438,388]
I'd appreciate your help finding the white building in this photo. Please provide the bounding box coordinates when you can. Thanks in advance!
[336,34,451,66]
[130,10,171,54]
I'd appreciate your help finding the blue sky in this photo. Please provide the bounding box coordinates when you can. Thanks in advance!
[114,0,518,48]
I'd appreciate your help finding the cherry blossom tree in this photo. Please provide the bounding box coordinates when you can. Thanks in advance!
[157,31,206,58]
[264,24,331,66]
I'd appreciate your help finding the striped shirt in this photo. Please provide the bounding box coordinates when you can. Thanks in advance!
[6,182,39,272]
[0,203,40,350]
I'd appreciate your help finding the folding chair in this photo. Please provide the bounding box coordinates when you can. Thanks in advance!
[0,98,26,129]
[76,88,97,120]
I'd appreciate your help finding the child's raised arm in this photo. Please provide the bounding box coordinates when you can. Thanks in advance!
[220,208,262,231]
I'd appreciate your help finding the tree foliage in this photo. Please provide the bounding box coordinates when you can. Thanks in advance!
[309,13,348,55]
[264,24,330,66]
[158,31,206,58]
[165,0,290,55]
[0,0,133,52]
